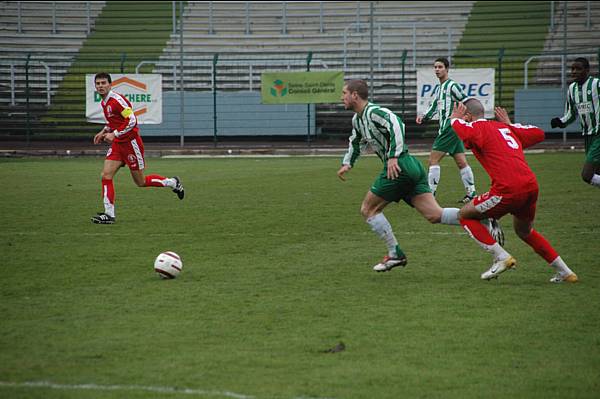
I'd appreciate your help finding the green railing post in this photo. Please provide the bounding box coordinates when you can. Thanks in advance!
[120,53,127,73]
[212,53,219,147]
[306,51,313,146]
[25,53,31,145]
[400,49,407,119]
[498,47,505,106]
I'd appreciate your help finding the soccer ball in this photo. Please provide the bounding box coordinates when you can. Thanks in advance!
[154,251,183,279]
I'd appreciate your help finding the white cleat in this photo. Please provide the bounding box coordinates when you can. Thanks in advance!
[481,256,517,280]
[549,273,578,283]
[373,255,408,272]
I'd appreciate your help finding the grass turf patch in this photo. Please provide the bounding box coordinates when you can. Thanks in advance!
[0,154,598,399]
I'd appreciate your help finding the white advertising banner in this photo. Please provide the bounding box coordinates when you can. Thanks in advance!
[416,68,495,118]
[86,74,162,124]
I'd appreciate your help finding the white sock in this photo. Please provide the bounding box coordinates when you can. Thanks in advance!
[459,166,476,196]
[103,187,115,218]
[163,177,177,188]
[366,213,399,257]
[590,174,600,188]
[428,165,441,195]
[550,256,574,276]
[462,224,510,260]
[441,208,460,225]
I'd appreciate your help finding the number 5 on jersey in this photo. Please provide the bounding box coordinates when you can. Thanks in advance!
[499,128,519,149]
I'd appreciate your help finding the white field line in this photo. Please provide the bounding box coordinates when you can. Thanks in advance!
[0,381,336,399]
[160,149,549,159]
[0,380,253,398]
[1,230,470,237]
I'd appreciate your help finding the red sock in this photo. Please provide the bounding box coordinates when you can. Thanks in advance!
[101,178,115,216]
[522,229,559,263]
[144,174,167,187]
[460,218,496,245]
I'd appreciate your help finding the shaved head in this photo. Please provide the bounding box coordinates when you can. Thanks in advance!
[464,98,484,119]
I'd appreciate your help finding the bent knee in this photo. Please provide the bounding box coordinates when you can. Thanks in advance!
[581,173,593,184]
[514,227,532,240]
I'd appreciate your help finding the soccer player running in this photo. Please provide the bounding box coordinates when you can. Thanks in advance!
[550,57,600,189]
[336,80,498,272]
[450,99,577,283]
[91,72,184,224]
[416,57,477,203]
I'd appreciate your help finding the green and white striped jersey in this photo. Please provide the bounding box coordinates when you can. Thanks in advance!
[560,77,600,136]
[342,103,408,167]
[423,78,468,134]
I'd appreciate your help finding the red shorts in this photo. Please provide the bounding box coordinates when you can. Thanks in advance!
[105,135,145,170]
[472,187,538,222]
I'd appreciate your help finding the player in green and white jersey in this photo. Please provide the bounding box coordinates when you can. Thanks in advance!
[551,57,600,189]
[416,57,477,203]
[337,79,480,272]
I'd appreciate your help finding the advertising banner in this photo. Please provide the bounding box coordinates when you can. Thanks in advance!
[261,71,344,104]
[417,68,495,118]
[86,74,162,124]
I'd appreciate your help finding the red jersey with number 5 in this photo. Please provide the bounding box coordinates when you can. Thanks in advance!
[451,118,545,193]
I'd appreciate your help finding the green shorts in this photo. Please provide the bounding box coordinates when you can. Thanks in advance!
[432,125,466,155]
[584,134,600,164]
[370,154,431,206]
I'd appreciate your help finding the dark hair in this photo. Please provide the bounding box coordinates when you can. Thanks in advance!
[573,57,590,70]
[345,79,368,100]
[434,57,450,70]
[94,72,112,83]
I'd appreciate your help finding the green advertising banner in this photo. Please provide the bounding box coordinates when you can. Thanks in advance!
[261,71,344,104]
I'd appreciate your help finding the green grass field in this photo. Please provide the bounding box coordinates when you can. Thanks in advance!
[1,153,599,399]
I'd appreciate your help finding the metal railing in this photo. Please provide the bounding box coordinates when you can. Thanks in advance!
[4,60,52,106]
[15,1,96,34]
[136,57,330,91]
[523,52,597,88]
[343,22,456,70]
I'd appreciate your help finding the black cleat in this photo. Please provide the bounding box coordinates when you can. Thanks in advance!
[91,213,115,224]
[458,194,476,204]
[172,176,184,200]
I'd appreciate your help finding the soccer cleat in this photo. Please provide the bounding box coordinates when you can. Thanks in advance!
[549,273,578,283]
[458,193,476,204]
[373,255,408,272]
[91,213,115,224]
[487,218,505,247]
[172,176,184,200]
[481,256,517,280]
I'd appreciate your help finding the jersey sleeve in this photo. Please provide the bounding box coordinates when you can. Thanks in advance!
[111,96,137,137]
[559,86,578,126]
[508,123,545,149]
[451,118,480,148]
[422,97,438,121]
[342,117,364,167]
[369,108,405,159]
[450,82,468,102]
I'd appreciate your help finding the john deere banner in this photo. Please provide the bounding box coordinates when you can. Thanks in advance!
[86,74,162,124]
[261,71,344,104]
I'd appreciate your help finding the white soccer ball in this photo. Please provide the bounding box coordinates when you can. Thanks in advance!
[154,251,183,279]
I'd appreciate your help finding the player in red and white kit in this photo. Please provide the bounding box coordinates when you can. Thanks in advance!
[91,72,184,224]
[450,99,577,283]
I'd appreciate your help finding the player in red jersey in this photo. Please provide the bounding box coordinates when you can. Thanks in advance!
[91,72,184,224]
[450,99,577,283]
